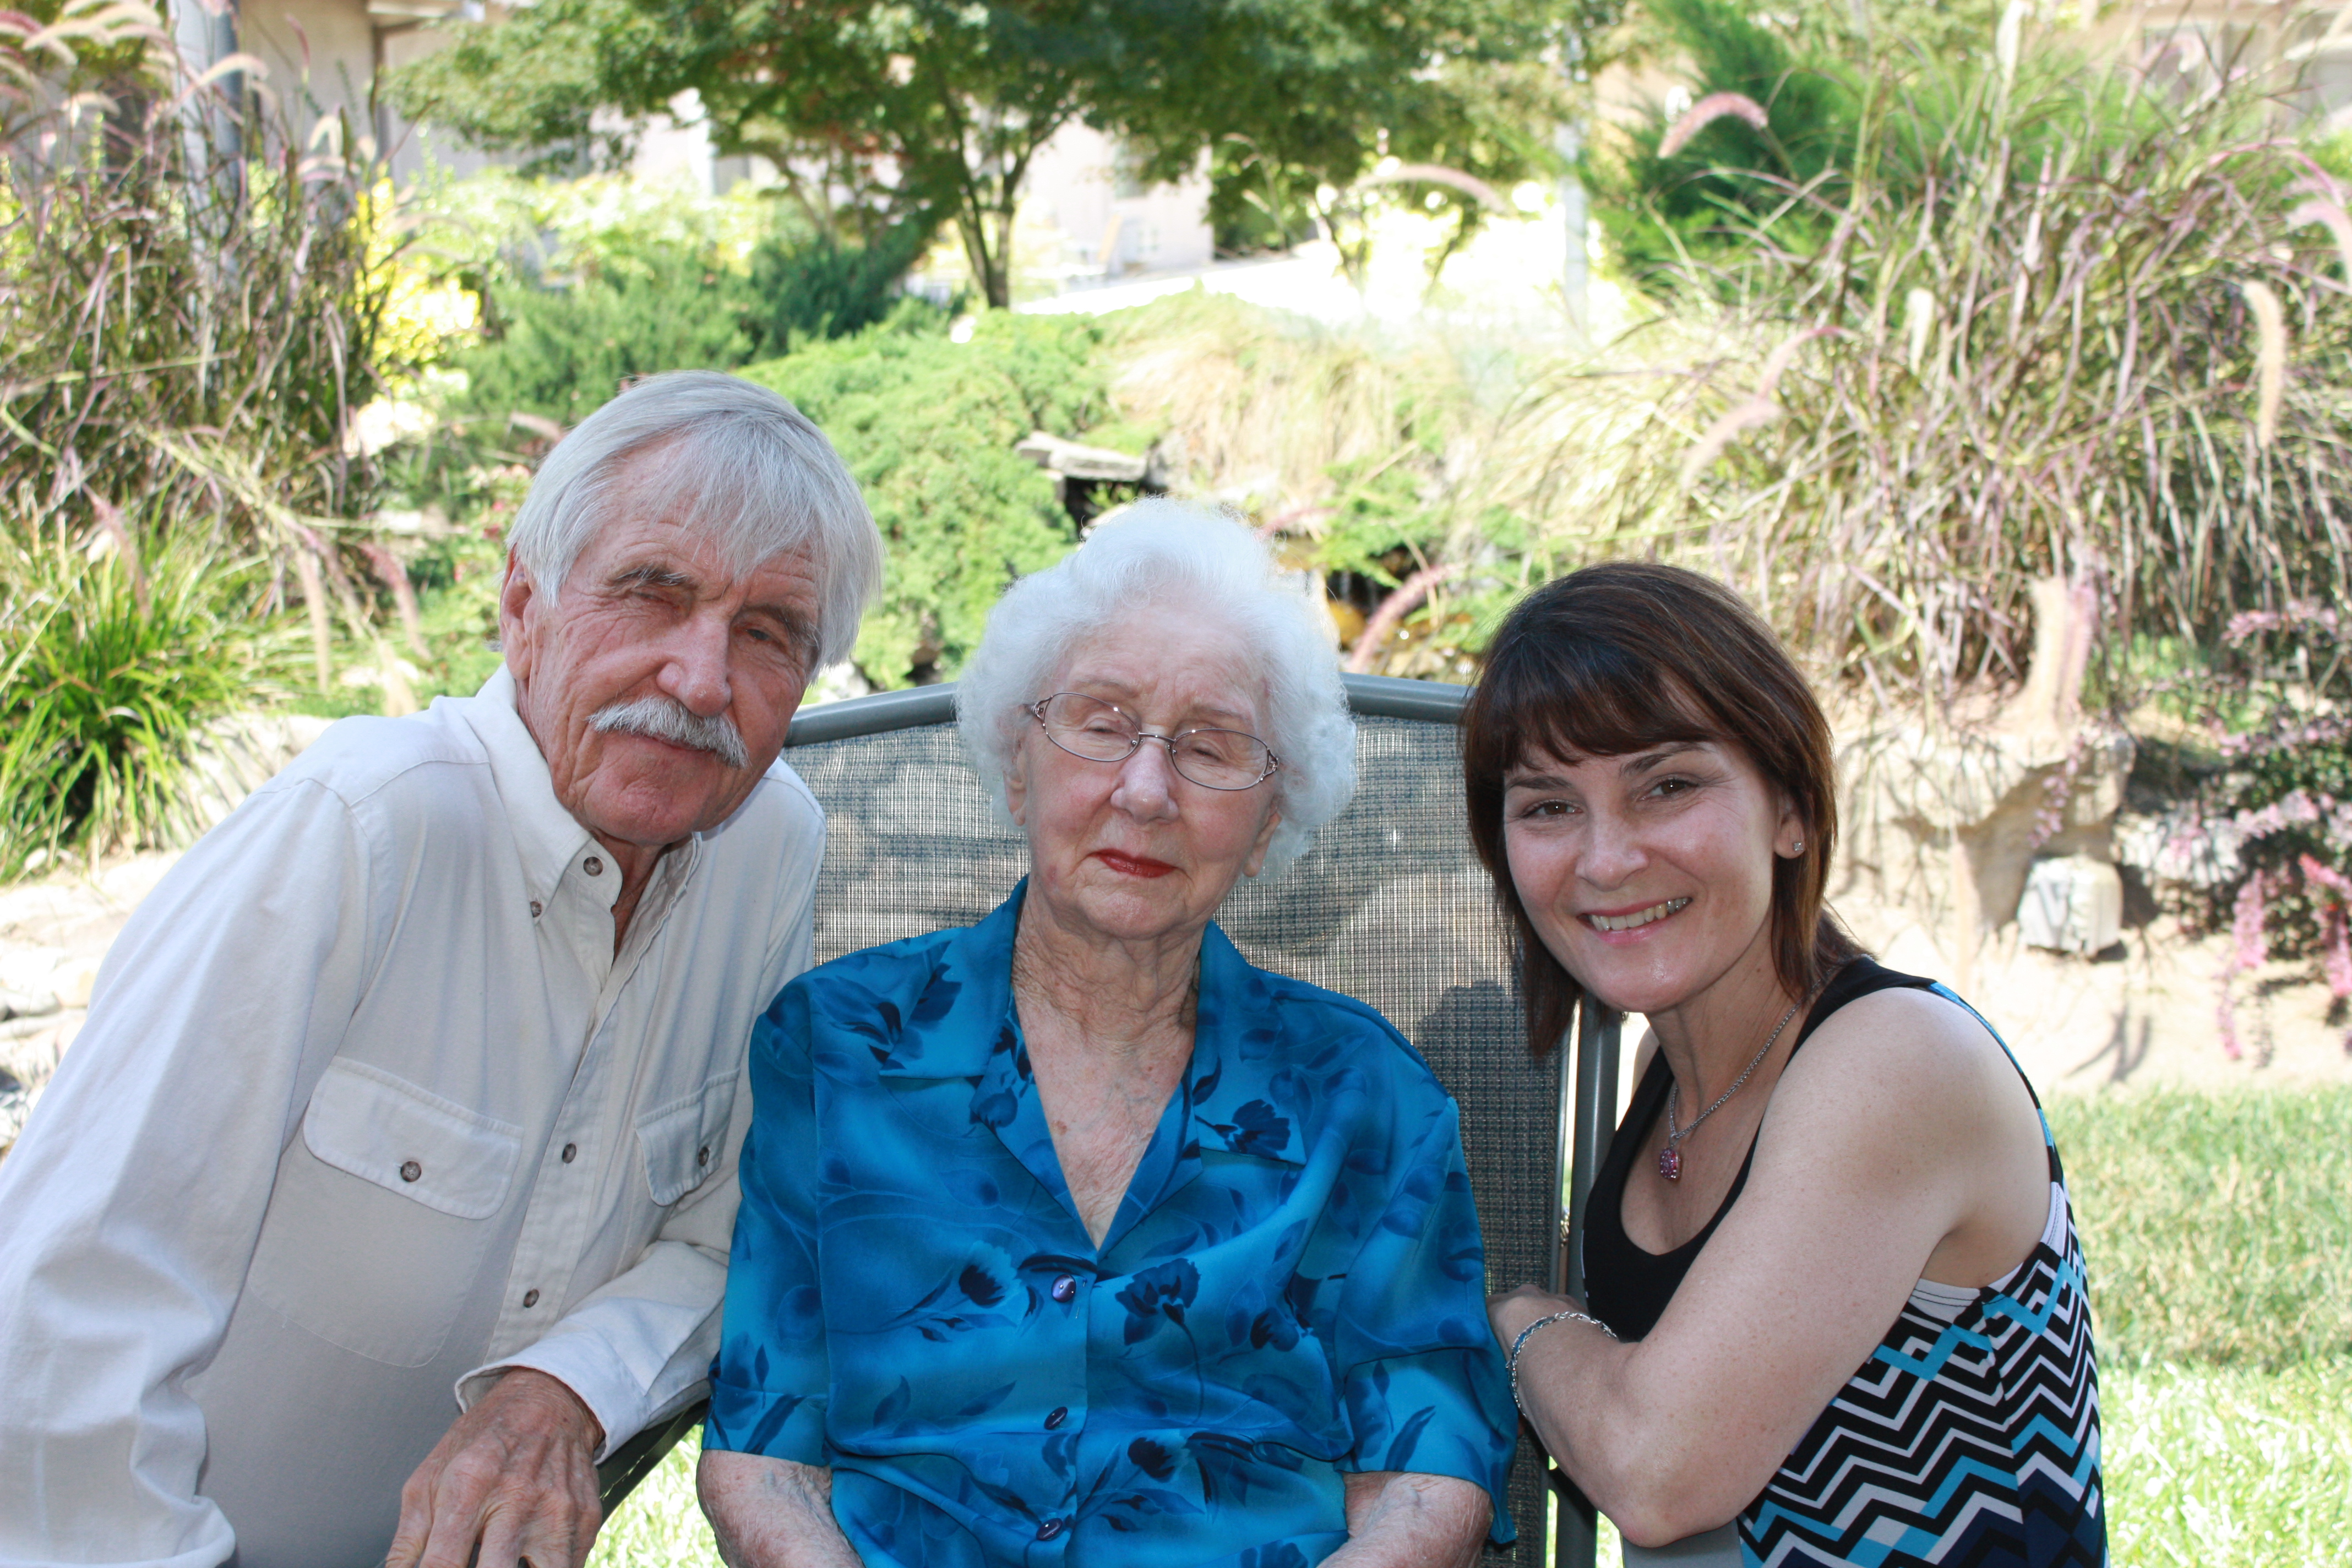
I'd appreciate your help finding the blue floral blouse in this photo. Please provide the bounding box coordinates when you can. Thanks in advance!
[706,884,1516,1568]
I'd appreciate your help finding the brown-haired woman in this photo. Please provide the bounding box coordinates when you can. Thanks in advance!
[1473,563,2104,1568]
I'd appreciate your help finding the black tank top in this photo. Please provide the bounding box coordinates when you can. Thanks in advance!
[1583,957,1934,1341]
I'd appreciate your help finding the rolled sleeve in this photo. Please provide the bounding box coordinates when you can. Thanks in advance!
[702,983,832,1464]
[1333,1099,1519,1538]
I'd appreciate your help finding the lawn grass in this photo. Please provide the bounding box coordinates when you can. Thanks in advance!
[2045,1086,2352,1370]
[587,1088,2352,1565]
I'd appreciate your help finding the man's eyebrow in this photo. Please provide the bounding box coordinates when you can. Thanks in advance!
[607,563,696,590]
[746,600,823,661]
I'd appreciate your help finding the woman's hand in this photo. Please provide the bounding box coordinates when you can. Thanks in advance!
[1488,1282,1581,1351]
[698,1450,862,1568]
[1318,1470,1491,1568]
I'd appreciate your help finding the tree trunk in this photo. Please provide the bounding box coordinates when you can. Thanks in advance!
[955,203,1013,310]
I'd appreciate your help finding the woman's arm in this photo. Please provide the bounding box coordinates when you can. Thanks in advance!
[1319,1471,1491,1568]
[699,1451,861,1568]
[1494,987,2051,1545]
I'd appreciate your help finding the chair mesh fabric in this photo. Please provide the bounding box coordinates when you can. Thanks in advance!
[783,712,1557,1564]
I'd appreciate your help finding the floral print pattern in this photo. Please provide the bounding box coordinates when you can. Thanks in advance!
[707,884,1515,1567]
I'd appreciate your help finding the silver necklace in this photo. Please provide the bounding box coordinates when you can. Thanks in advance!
[1660,993,1804,1181]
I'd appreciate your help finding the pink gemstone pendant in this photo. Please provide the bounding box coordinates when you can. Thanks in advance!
[1658,1145,1682,1181]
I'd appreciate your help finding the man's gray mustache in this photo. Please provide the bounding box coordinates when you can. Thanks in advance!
[590,696,750,770]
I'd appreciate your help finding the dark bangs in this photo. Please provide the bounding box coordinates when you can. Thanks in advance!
[1462,562,1860,1055]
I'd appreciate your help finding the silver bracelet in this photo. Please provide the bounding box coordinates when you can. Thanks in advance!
[1506,1308,1617,1414]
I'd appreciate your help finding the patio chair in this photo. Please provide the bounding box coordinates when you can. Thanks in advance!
[597,673,1624,1568]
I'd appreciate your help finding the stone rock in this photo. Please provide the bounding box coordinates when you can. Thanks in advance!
[0,987,59,1021]
[2016,856,2125,955]
[53,959,99,1011]
[1830,578,2136,976]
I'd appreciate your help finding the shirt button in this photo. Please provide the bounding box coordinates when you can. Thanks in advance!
[1035,1518,1065,1541]
[399,1160,422,1183]
[1044,1406,1069,1429]
[583,855,603,876]
[1050,1274,1079,1304]
[529,900,543,919]
[522,1288,540,1308]
[561,1143,578,1163]
[697,1145,712,1168]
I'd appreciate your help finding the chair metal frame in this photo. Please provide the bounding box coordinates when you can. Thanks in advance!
[598,674,1623,1568]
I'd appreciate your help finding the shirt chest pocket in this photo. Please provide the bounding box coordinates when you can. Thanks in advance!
[636,1071,738,1206]
[244,1060,525,1368]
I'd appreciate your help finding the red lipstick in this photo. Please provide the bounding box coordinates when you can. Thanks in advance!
[1094,850,1176,878]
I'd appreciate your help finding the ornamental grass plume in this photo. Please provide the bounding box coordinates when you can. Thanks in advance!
[2218,874,2273,1061]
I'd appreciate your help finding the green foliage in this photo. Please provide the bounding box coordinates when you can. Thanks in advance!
[0,530,292,876]
[746,222,944,355]
[1585,0,1868,288]
[739,308,1112,686]
[421,173,937,426]
[2048,1087,2352,1371]
[391,1,1589,307]
[459,247,753,426]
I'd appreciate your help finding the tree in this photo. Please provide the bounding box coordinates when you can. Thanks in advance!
[391,1,1588,309]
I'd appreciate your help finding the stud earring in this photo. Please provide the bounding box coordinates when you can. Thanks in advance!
[1791,838,1805,855]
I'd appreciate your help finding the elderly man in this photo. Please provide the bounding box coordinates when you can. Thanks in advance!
[0,371,883,1568]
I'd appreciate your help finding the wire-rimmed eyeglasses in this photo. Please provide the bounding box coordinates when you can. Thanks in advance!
[1027,692,1281,791]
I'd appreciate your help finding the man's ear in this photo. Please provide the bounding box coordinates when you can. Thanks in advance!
[497,550,537,684]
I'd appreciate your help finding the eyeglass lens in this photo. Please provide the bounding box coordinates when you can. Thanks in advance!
[1035,693,1273,790]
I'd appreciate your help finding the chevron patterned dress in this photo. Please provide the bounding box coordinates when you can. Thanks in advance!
[1740,982,2105,1567]
[1587,963,2105,1568]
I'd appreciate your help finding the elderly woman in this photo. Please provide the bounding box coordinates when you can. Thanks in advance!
[1473,564,2104,1567]
[698,502,1515,1568]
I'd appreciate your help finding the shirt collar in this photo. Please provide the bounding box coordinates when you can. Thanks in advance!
[455,664,605,906]
[876,880,1311,1175]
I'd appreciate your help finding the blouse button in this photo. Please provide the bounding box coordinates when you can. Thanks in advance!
[529,900,543,919]
[1044,1406,1069,1430]
[1035,1518,1065,1541]
[522,1288,540,1308]
[399,1160,422,1183]
[1049,1274,1078,1304]
[697,1145,712,1168]
[583,855,603,876]
[561,1143,578,1163]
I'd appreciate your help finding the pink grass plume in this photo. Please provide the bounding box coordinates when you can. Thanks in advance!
[1659,92,1770,159]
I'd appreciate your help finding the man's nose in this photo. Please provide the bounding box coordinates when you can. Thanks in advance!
[657,611,733,717]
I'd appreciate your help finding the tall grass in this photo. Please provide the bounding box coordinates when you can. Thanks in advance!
[0,8,405,872]
[1529,53,2352,715]
[0,528,291,875]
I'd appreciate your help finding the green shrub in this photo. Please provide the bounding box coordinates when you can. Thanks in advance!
[739,307,1113,686]
[458,246,755,426]
[0,530,292,876]
[2048,1087,2352,1371]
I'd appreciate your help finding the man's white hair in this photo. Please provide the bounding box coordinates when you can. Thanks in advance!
[506,369,884,668]
[956,499,1356,881]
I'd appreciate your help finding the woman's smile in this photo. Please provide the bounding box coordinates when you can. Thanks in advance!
[1583,897,1691,937]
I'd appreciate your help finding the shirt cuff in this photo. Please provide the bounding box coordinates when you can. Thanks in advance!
[456,1345,651,1466]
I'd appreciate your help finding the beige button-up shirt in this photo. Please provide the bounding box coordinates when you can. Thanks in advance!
[0,667,823,1568]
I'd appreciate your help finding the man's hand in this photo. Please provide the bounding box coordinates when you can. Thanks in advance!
[386,1368,606,1568]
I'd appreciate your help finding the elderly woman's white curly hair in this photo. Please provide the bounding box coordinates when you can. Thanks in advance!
[955,500,1357,881]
